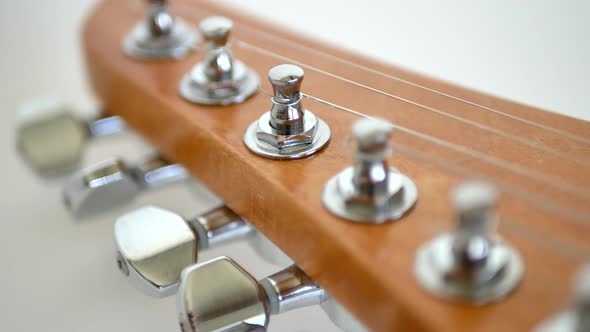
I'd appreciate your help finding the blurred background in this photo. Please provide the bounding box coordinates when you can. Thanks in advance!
[0,0,587,331]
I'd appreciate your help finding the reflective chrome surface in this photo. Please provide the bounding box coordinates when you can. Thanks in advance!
[133,156,188,188]
[535,264,590,332]
[177,257,368,332]
[177,257,269,332]
[62,155,187,217]
[15,98,126,175]
[115,206,197,297]
[62,158,140,217]
[244,64,330,159]
[123,0,199,59]
[322,118,417,223]
[115,205,257,297]
[414,182,523,303]
[179,16,258,105]
[259,265,326,315]
[187,205,253,249]
[16,98,87,174]
[86,115,126,138]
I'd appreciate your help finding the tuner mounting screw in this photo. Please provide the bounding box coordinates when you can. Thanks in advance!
[322,118,417,223]
[179,16,259,105]
[414,181,523,304]
[243,64,331,159]
[123,0,199,60]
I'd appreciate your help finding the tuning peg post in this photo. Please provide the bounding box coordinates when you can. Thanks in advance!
[322,118,417,223]
[15,98,125,175]
[179,16,258,105]
[243,64,331,159]
[414,181,523,303]
[123,0,199,59]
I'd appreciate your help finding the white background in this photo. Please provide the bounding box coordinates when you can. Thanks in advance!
[0,1,588,331]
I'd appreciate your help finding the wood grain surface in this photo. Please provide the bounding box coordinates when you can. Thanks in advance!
[82,1,590,330]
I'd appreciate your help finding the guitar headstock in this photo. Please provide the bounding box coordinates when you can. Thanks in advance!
[77,0,590,330]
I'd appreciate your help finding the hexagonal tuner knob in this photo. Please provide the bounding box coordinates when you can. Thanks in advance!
[179,16,258,105]
[62,155,187,217]
[15,98,125,175]
[322,118,418,223]
[114,205,252,297]
[123,0,199,59]
[414,181,524,304]
[243,64,331,159]
[178,257,368,332]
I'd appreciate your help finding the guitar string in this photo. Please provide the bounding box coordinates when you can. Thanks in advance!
[172,2,590,147]
[123,2,590,261]
[301,91,590,225]
[172,3,590,168]
[253,68,590,202]
[252,88,590,261]
[235,40,590,168]
[255,84,590,225]
[227,11,590,147]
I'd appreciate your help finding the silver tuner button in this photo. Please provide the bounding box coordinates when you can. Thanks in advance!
[322,118,417,223]
[123,0,199,59]
[414,181,523,304]
[15,98,125,175]
[244,64,331,159]
[535,264,590,332]
[62,155,186,217]
[179,16,258,105]
[177,257,367,332]
[114,205,252,297]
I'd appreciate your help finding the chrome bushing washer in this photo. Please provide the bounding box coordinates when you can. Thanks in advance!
[414,233,524,304]
[243,114,331,160]
[179,61,259,105]
[322,167,418,223]
[123,20,199,60]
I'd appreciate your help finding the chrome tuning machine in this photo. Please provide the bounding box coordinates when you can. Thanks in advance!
[63,155,187,217]
[15,98,125,175]
[123,0,199,59]
[177,256,368,332]
[114,205,291,297]
[535,264,590,332]
[243,64,331,159]
[414,181,524,303]
[322,118,417,223]
[179,16,258,105]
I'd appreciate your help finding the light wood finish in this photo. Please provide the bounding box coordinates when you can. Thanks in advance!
[82,1,590,331]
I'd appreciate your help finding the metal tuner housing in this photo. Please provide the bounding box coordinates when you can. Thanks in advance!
[15,98,125,175]
[322,117,417,223]
[62,155,187,217]
[177,256,369,332]
[123,0,199,59]
[114,204,293,297]
[414,181,524,304]
[179,16,258,105]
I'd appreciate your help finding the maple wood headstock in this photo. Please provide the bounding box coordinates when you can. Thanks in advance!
[81,0,590,330]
